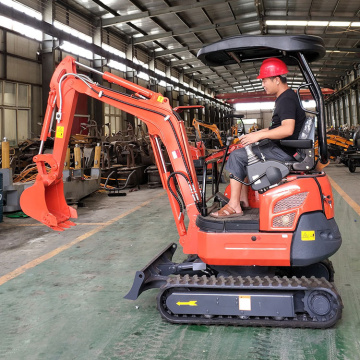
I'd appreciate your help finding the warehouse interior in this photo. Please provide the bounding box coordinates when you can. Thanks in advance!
[1,0,360,359]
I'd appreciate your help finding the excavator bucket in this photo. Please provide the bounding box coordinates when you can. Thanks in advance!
[20,177,77,231]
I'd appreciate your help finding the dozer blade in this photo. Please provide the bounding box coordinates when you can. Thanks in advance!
[20,178,77,230]
[124,242,178,300]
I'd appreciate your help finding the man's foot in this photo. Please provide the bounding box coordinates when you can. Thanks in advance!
[210,204,244,218]
[240,201,251,210]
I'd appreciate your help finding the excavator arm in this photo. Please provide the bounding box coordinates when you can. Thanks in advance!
[20,57,201,250]
[191,119,224,147]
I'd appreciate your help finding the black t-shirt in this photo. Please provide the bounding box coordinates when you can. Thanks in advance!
[269,88,306,156]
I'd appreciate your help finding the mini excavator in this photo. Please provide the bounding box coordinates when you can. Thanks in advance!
[192,118,225,148]
[21,35,343,328]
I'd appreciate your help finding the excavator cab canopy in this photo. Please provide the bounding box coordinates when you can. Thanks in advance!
[197,34,325,66]
[197,34,328,164]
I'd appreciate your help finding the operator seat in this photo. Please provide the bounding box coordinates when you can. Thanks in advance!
[246,117,316,192]
[282,117,316,172]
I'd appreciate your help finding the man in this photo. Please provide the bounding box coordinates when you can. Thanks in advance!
[211,57,306,218]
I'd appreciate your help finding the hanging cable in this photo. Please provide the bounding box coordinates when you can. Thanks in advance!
[167,171,194,215]
[165,116,202,212]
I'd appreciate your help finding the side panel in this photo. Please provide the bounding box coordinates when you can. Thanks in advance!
[316,175,335,219]
[291,213,342,266]
[259,178,323,232]
[197,231,292,266]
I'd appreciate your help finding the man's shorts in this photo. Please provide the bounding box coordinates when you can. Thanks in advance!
[225,140,295,180]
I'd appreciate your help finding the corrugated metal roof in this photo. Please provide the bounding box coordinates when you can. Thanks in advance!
[60,0,360,93]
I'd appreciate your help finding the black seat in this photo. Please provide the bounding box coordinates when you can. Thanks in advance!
[281,117,316,172]
[244,117,316,192]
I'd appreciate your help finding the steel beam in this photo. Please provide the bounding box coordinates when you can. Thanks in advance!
[133,16,258,44]
[102,0,237,27]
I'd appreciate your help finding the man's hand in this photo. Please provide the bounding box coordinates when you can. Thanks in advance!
[239,132,263,146]
[239,119,295,146]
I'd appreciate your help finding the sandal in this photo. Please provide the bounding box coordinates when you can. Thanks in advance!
[210,204,243,218]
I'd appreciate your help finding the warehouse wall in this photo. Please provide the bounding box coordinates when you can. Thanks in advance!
[325,67,360,128]
[0,29,4,79]
[0,29,42,144]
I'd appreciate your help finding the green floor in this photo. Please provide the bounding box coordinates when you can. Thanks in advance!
[1,188,360,360]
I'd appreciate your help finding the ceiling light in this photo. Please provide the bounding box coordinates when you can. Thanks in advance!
[287,21,308,26]
[266,20,354,27]
[265,20,307,26]
[307,21,329,26]
[329,21,350,27]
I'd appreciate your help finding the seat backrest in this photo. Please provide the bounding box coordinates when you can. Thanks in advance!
[299,117,315,141]
[296,117,315,158]
[290,117,316,171]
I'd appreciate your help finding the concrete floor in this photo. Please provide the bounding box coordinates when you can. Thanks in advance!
[0,162,360,360]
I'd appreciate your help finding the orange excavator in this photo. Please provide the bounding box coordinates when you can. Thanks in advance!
[315,134,353,161]
[192,118,224,148]
[21,34,343,328]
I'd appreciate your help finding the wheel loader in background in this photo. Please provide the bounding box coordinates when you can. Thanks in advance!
[20,34,343,328]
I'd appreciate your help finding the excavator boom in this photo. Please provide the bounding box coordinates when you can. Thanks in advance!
[20,57,202,238]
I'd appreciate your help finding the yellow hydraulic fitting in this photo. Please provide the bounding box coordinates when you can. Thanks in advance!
[74,144,81,170]
[93,143,101,169]
[64,147,71,170]
[1,137,10,169]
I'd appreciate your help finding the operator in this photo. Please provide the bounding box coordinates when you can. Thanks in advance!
[211,57,306,218]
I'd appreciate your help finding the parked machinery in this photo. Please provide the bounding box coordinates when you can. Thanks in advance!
[340,127,360,172]
[192,119,225,148]
[314,133,353,163]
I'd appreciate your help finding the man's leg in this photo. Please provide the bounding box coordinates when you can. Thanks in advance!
[210,147,248,217]
[211,177,243,216]
[227,177,243,213]
[240,177,249,208]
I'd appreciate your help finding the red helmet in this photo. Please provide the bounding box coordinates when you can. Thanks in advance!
[257,58,288,79]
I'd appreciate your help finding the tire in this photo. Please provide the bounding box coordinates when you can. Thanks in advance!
[349,160,356,173]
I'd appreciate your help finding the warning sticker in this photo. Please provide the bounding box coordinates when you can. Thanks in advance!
[172,149,181,159]
[157,95,164,103]
[301,231,315,241]
[56,126,64,139]
[239,295,251,311]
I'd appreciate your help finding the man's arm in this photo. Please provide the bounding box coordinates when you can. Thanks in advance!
[239,119,295,146]
[254,127,269,133]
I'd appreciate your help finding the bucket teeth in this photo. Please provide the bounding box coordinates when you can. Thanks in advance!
[51,220,76,231]
[58,222,72,229]
[51,226,65,232]
[62,220,76,227]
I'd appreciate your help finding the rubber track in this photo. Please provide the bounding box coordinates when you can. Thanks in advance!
[157,274,343,328]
